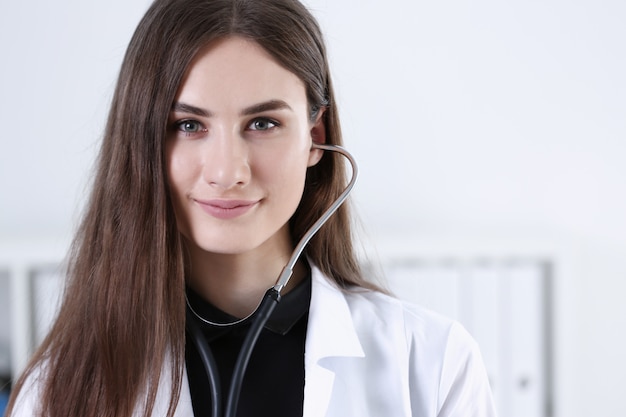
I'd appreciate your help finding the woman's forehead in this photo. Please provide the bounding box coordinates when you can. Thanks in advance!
[175,36,308,114]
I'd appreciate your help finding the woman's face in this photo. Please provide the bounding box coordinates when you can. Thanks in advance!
[166,36,324,256]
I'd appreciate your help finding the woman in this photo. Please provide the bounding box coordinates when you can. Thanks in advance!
[7,0,496,416]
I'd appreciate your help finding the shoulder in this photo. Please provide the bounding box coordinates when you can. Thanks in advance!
[310,267,496,415]
[311,266,477,360]
[348,287,478,359]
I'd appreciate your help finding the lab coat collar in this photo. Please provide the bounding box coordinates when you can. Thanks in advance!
[303,264,365,417]
[307,265,365,360]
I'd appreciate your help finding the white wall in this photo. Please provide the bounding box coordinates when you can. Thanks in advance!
[1,0,625,416]
[0,0,153,240]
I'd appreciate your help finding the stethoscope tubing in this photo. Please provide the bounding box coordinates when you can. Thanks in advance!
[187,144,358,417]
[187,308,222,417]
[224,288,280,417]
[273,143,359,293]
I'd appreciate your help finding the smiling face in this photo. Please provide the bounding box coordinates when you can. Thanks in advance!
[166,36,324,259]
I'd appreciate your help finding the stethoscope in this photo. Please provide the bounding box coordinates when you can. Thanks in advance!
[185,143,358,417]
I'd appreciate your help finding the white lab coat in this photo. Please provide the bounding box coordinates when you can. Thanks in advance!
[11,265,496,416]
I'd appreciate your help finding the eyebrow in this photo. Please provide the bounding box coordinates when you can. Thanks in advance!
[171,99,293,117]
[240,99,293,116]
[171,102,211,117]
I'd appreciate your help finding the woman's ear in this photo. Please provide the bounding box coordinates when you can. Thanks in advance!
[308,109,326,167]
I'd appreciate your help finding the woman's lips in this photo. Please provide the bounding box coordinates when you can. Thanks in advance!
[195,199,259,220]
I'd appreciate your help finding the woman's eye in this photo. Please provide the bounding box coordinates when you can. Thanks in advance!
[176,120,206,134]
[248,118,278,131]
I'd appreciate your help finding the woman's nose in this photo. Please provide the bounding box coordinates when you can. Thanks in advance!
[202,128,251,189]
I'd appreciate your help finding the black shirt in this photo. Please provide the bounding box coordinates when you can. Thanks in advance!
[185,275,311,417]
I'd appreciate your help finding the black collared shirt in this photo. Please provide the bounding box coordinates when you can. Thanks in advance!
[185,275,311,417]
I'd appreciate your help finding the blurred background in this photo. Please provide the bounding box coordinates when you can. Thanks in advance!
[1,0,625,415]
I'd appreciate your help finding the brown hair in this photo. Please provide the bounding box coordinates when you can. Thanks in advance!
[7,0,378,415]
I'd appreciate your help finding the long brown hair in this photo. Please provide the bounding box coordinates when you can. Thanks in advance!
[7,0,376,415]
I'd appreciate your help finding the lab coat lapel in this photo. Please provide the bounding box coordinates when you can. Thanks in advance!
[303,266,365,417]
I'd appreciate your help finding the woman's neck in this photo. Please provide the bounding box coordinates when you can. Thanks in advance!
[185,240,306,318]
